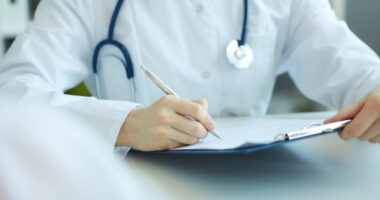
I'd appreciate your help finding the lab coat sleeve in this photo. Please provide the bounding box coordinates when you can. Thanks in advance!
[0,0,139,152]
[0,105,148,199]
[280,0,380,109]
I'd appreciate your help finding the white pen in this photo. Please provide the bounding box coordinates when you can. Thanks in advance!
[141,65,222,140]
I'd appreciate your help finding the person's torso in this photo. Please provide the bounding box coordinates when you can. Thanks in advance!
[90,0,293,116]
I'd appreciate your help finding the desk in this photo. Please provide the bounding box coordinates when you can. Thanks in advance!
[124,112,380,200]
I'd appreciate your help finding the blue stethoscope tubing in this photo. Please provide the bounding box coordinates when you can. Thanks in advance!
[92,0,136,100]
[92,0,250,100]
[240,0,249,46]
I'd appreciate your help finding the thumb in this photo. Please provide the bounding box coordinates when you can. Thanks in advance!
[324,97,366,124]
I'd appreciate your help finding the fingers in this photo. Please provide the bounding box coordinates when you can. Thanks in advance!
[324,97,366,124]
[165,140,185,149]
[191,99,209,111]
[152,126,198,151]
[171,115,208,139]
[153,126,198,150]
[337,131,345,140]
[328,92,380,144]
[164,96,215,130]
[359,119,380,141]
[369,135,380,144]
[165,128,200,145]
[123,96,211,151]
[340,96,379,141]
[153,138,184,151]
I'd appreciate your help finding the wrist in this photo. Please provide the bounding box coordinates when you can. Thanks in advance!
[115,108,138,147]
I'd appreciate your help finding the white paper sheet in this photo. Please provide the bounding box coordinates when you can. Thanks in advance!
[175,118,324,150]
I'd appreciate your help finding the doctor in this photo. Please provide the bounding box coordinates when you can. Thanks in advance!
[1,0,380,153]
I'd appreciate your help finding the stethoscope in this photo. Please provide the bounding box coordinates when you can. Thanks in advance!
[92,0,252,101]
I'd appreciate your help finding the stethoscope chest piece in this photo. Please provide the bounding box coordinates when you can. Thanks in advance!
[226,39,254,69]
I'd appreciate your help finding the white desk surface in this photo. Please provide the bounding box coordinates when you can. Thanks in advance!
[124,112,380,200]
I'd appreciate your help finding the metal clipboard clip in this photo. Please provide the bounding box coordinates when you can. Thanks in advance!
[275,119,351,142]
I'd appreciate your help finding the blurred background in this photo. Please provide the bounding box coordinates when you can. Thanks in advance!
[0,0,379,114]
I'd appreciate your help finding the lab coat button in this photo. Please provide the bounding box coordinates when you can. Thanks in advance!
[202,71,210,79]
[196,5,204,13]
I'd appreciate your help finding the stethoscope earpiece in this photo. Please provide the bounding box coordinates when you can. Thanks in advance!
[226,39,254,69]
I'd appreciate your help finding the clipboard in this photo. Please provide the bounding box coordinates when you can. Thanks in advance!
[131,120,351,154]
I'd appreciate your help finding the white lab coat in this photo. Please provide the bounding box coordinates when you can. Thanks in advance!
[1,0,380,151]
[0,104,173,200]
